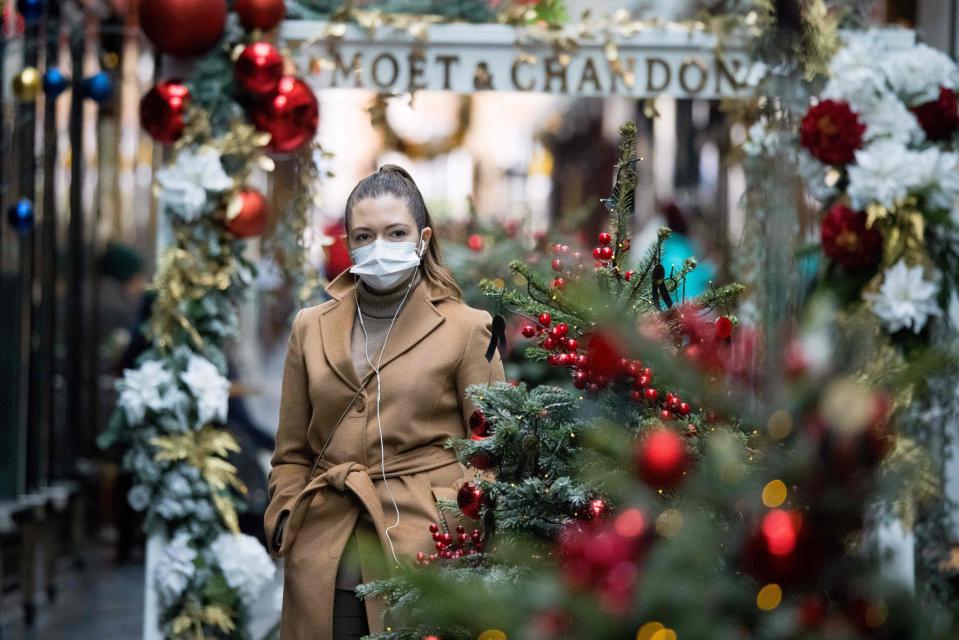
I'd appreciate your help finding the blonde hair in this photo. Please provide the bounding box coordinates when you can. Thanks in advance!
[344,164,463,300]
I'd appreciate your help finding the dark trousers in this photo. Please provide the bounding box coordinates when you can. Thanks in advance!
[333,588,369,640]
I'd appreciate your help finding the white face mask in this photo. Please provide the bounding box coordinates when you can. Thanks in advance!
[348,231,427,291]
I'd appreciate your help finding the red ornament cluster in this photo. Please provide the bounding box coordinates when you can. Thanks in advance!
[799,99,866,166]
[235,0,285,32]
[911,86,959,142]
[557,508,649,614]
[417,522,484,564]
[820,203,882,270]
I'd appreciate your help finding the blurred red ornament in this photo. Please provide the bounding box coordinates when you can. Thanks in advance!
[598,232,612,245]
[635,428,689,489]
[586,331,624,379]
[139,80,190,144]
[457,481,484,519]
[820,203,882,270]
[235,0,285,31]
[911,86,959,141]
[538,312,552,327]
[521,324,536,338]
[139,0,227,58]
[799,99,865,166]
[250,76,319,153]
[599,246,613,260]
[584,498,607,520]
[557,510,648,615]
[227,189,268,238]
[551,258,563,271]
[624,270,633,281]
[235,42,284,96]
[467,234,484,252]
[322,222,351,279]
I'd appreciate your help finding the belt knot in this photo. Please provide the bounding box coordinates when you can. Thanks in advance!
[323,461,367,491]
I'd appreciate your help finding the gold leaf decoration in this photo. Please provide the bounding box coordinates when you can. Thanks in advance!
[150,426,248,533]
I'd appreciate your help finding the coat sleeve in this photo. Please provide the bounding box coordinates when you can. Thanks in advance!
[455,310,507,438]
[264,308,314,558]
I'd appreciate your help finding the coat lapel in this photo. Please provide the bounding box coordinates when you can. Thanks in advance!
[319,269,448,391]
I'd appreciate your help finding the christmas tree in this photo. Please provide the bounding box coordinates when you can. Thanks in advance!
[354,122,766,639]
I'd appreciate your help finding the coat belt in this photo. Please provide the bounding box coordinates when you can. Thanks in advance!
[275,445,460,558]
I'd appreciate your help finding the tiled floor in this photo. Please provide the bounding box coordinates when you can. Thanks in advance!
[0,548,282,640]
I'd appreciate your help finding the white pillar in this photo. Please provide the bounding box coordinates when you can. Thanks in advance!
[143,531,166,640]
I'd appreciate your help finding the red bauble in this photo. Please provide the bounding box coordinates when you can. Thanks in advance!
[573,370,588,389]
[598,232,612,245]
[469,409,489,437]
[911,86,959,141]
[820,203,882,270]
[140,80,190,144]
[139,0,227,58]
[799,99,865,166]
[470,452,494,470]
[599,246,613,260]
[552,277,566,289]
[235,0,285,32]
[635,428,690,489]
[521,324,536,338]
[227,189,269,238]
[715,315,734,339]
[565,338,578,352]
[538,312,552,327]
[235,42,284,96]
[250,76,319,153]
[624,270,633,281]
[467,234,484,252]
[552,258,563,271]
[457,481,484,519]
[643,388,659,404]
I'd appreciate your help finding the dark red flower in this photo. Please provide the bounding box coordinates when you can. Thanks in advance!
[820,203,882,270]
[799,100,866,166]
[911,86,959,141]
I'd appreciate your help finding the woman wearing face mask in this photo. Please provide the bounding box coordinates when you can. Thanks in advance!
[265,164,506,639]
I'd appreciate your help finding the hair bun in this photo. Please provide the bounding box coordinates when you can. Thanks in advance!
[378,163,414,182]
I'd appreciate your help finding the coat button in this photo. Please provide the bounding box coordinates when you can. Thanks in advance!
[355,395,366,412]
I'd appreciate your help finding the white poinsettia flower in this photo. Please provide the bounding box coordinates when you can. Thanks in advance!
[209,533,276,606]
[847,140,923,209]
[179,354,230,426]
[864,260,941,333]
[157,148,234,222]
[116,359,174,425]
[882,44,959,104]
[858,93,922,145]
[155,532,197,607]
[824,34,888,102]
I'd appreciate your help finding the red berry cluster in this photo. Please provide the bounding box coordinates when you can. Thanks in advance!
[591,232,614,267]
[417,523,484,565]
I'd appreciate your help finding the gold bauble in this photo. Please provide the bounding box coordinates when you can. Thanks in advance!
[12,67,41,102]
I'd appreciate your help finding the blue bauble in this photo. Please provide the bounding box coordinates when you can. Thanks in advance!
[7,199,34,233]
[82,72,113,103]
[17,0,44,21]
[43,67,70,98]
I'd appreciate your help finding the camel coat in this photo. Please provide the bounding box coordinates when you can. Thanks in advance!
[265,267,505,639]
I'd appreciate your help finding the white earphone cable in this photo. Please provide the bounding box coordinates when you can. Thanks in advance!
[352,236,424,568]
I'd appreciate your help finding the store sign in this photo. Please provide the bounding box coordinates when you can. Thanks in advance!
[281,22,754,99]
